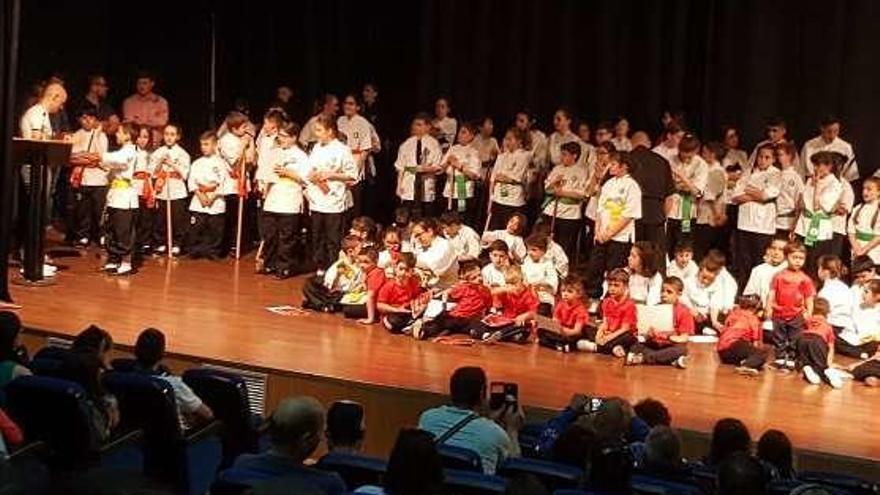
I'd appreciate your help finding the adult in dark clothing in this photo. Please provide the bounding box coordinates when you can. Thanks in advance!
[362,83,394,222]
[75,74,115,122]
[629,131,673,250]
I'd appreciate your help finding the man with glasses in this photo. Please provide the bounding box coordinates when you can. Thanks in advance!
[76,74,115,123]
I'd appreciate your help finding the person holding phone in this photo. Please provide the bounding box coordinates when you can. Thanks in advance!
[418,366,524,474]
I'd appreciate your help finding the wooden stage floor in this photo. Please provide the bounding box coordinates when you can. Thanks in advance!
[8,249,880,463]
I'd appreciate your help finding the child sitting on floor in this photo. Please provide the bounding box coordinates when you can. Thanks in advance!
[537,276,590,353]
[667,241,697,282]
[472,265,539,343]
[482,240,512,287]
[301,235,363,313]
[522,234,558,316]
[716,295,768,375]
[579,268,638,357]
[797,298,842,388]
[378,226,409,276]
[838,279,880,359]
[413,259,493,340]
[340,247,387,324]
[440,211,481,261]
[625,276,694,369]
[377,253,425,334]
[682,257,727,334]
[481,212,528,262]
[531,222,569,278]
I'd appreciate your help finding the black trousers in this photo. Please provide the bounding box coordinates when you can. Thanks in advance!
[583,326,638,354]
[262,212,302,273]
[152,198,188,248]
[136,199,157,250]
[311,212,343,270]
[797,235,834,275]
[470,322,531,343]
[629,342,688,365]
[693,224,726,263]
[399,199,439,221]
[852,360,880,382]
[735,230,772,290]
[718,340,768,370]
[835,339,879,359]
[106,207,134,264]
[488,203,525,232]
[665,219,694,260]
[186,212,225,258]
[383,313,416,334]
[542,214,580,264]
[419,313,480,340]
[796,333,829,373]
[635,221,667,256]
[444,197,477,229]
[584,240,632,299]
[301,276,342,311]
[74,185,107,242]
[772,315,805,360]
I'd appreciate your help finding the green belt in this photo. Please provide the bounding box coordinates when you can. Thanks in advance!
[803,210,830,247]
[455,174,467,212]
[680,194,693,233]
[404,166,418,174]
[856,230,875,242]
[542,194,581,210]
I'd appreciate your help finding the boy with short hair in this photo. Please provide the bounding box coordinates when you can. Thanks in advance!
[70,108,110,247]
[414,260,493,340]
[579,268,638,357]
[797,298,841,388]
[186,131,227,259]
[531,222,569,278]
[537,276,590,353]
[472,265,539,343]
[218,111,257,255]
[694,141,728,260]
[541,141,588,258]
[742,235,788,310]
[440,211,481,261]
[584,150,642,301]
[626,276,694,368]
[666,242,697,281]
[767,241,816,370]
[482,240,511,287]
[395,113,442,219]
[376,253,424,333]
[301,235,363,313]
[665,135,708,258]
[717,295,768,375]
[341,247,387,324]
[682,258,727,332]
[522,234,559,316]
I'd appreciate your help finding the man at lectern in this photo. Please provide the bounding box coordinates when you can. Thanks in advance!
[15,83,68,276]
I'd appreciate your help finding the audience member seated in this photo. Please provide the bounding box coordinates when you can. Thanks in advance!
[70,324,115,368]
[757,429,796,481]
[59,351,119,447]
[418,366,523,474]
[132,328,214,430]
[589,435,634,495]
[717,451,769,495]
[0,407,23,457]
[551,422,596,472]
[222,396,346,495]
[504,474,550,495]
[639,426,704,491]
[633,398,671,428]
[0,312,30,388]
[353,428,444,495]
[703,418,751,469]
[325,400,366,453]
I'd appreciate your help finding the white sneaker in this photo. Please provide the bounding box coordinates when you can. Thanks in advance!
[588,301,599,314]
[77,237,89,246]
[103,263,119,272]
[43,264,57,274]
[576,340,597,352]
[803,365,821,385]
[115,262,133,275]
[674,356,689,369]
[156,245,167,254]
[824,368,843,389]
[171,246,181,256]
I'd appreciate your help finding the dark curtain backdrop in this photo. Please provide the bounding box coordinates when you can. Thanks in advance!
[14,0,880,170]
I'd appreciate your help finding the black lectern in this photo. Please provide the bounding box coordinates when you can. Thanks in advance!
[12,138,72,284]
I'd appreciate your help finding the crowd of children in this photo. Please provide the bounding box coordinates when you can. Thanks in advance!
[46,98,880,388]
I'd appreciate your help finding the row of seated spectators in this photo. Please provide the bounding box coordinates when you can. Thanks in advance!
[0,311,877,495]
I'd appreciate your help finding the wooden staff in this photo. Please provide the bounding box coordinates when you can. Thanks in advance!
[234,151,246,259]
[165,194,173,258]
[483,173,495,234]
[447,164,455,212]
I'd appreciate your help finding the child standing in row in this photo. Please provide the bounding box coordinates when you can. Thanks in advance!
[151,124,191,256]
[488,128,530,231]
[101,123,139,275]
[441,122,482,225]
[767,242,815,370]
[542,141,588,258]
[186,131,227,259]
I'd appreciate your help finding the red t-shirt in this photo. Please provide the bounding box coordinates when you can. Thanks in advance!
[717,308,763,351]
[804,316,835,346]
[497,286,539,319]
[770,269,816,321]
[650,302,695,345]
[449,282,493,318]
[601,296,637,333]
[554,299,590,328]
[377,276,422,310]
[365,266,387,294]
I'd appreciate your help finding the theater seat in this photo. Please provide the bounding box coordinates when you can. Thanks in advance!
[797,471,879,495]
[443,468,507,495]
[497,457,585,491]
[631,474,705,495]
[437,444,484,472]
[183,367,261,467]
[316,451,387,488]
[109,357,137,372]
[103,371,223,495]
[24,358,67,379]
[4,375,143,471]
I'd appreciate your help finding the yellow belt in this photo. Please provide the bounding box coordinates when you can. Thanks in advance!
[110,178,132,189]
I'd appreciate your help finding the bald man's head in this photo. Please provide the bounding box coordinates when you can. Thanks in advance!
[41,83,68,113]
[269,396,325,460]
[631,131,651,149]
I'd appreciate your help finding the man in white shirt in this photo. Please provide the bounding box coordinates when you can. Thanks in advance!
[802,116,858,181]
